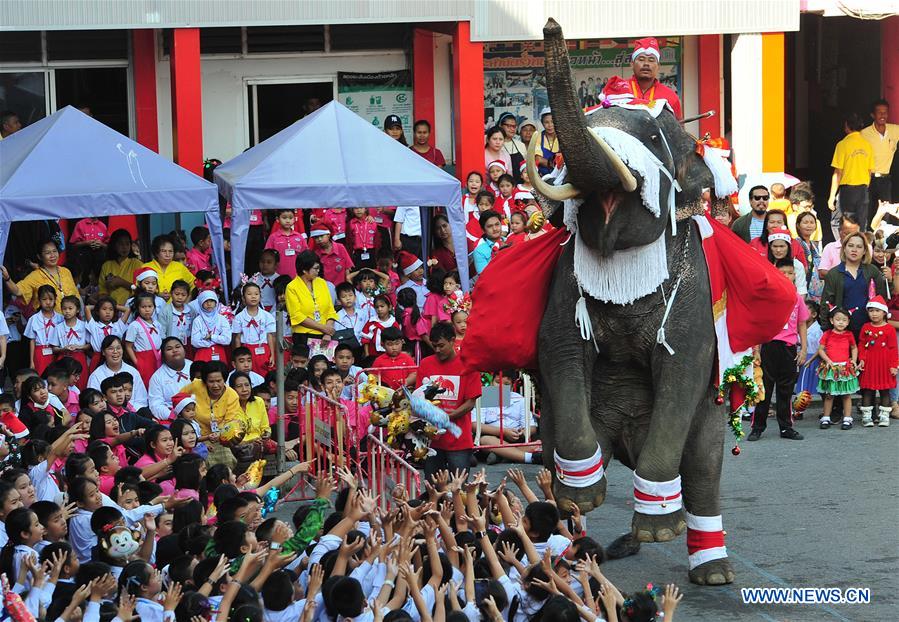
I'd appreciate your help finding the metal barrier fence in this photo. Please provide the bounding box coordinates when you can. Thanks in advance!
[365,433,422,511]
[473,371,541,450]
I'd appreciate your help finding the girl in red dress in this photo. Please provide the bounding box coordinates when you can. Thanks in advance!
[857,296,898,427]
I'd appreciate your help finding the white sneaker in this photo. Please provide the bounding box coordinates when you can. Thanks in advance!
[861,409,874,427]
[878,413,891,427]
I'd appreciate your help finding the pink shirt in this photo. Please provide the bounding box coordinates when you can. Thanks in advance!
[422,293,450,323]
[315,209,348,240]
[318,242,354,284]
[248,210,264,226]
[134,453,175,496]
[69,218,108,244]
[772,293,809,345]
[348,217,379,250]
[185,247,213,274]
[264,229,308,278]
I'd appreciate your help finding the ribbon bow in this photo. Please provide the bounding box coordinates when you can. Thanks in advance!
[148,325,158,334]
[195,277,221,292]
[176,371,188,382]
[44,319,55,330]
[247,318,258,328]
[102,325,112,336]
[262,278,273,288]
[66,328,78,339]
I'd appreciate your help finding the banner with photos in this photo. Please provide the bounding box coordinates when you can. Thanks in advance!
[483,38,681,130]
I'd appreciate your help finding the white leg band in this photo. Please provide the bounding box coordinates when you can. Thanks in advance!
[633,473,682,515]
[688,546,728,570]
[554,445,604,488]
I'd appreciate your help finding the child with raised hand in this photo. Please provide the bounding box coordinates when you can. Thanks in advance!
[250,248,281,312]
[118,560,183,622]
[361,294,400,359]
[231,281,276,375]
[191,290,232,365]
[125,292,164,388]
[86,296,130,371]
[24,285,63,375]
[857,295,898,427]
[817,307,859,430]
[169,417,208,459]
[264,208,308,278]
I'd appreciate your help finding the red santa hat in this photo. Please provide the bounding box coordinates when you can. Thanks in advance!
[519,160,529,174]
[133,267,158,286]
[398,251,424,276]
[171,392,197,417]
[0,411,29,439]
[867,295,889,314]
[486,160,507,174]
[309,223,331,238]
[767,228,792,245]
[632,37,661,61]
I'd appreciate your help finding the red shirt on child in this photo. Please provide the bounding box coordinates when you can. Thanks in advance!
[820,329,856,364]
[371,352,416,389]
[416,353,481,451]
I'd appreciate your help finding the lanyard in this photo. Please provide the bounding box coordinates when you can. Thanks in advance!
[631,78,656,103]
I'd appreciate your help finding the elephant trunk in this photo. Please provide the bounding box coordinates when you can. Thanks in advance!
[543,19,636,194]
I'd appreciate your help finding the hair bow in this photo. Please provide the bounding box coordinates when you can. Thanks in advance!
[195,277,221,292]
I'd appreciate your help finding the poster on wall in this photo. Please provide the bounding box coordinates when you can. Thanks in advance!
[338,71,413,137]
[483,38,681,130]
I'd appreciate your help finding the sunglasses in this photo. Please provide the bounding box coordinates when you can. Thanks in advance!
[751,195,770,201]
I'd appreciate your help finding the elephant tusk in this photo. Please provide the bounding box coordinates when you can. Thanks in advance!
[527,132,581,202]
[589,131,639,192]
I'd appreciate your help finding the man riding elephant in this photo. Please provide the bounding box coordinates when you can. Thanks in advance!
[462,19,794,585]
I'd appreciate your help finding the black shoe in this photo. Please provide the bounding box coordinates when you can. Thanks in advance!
[841,419,853,430]
[486,452,501,465]
[746,430,762,441]
[741,414,752,422]
[780,428,803,440]
[819,418,831,429]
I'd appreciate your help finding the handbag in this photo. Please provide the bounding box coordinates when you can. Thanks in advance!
[333,327,361,350]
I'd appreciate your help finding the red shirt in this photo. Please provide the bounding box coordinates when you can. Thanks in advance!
[265,228,308,278]
[317,242,354,284]
[416,353,481,451]
[820,329,856,364]
[347,216,380,251]
[628,76,683,120]
[371,352,416,390]
[69,218,108,244]
[411,145,446,167]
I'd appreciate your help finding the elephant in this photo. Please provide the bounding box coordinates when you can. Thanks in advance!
[527,19,737,586]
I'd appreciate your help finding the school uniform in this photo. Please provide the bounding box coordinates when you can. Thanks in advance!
[23,311,63,374]
[126,317,165,388]
[50,319,90,388]
[86,318,128,371]
[347,216,380,267]
[336,307,368,343]
[361,317,399,354]
[148,359,194,423]
[318,242,354,284]
[264,228,308,278]
[232,308,276,375]
[250,271,280,312]
[168,306,193,348]
[191,310,232,365]
[88,362,149,408]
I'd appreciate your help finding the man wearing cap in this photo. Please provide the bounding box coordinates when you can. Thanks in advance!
[536,107,560,176]
[148,336,193,423]
[497,112,528,183]
[384,114,407,145]
[600,38,682,120]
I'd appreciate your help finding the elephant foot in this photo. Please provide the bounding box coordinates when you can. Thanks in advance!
[605,532,641,559]
[689,557,735,585]
[631,509,686,543]
[554,475,607,516]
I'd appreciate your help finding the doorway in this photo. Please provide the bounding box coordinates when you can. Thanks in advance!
[246,79,334,146]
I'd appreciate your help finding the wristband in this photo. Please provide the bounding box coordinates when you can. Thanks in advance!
[475,531,487,539]
[384,579,395,588]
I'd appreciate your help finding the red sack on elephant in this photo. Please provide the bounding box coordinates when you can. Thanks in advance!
[461,227,570,372]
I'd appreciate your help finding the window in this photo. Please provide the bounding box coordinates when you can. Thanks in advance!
[200,27,243,55]
[0,71,47,126]
[329,24,410,51]
[246,26,325,53]
[46,29,127,61]
[0,31,42,63]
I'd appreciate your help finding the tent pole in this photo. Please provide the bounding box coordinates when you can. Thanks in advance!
[276,301,286,473]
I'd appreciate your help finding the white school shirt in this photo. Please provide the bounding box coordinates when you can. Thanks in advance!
[148,359,194,422]
[50,318,88,349]
[23,311,63,346]
[336,307,368,341]
[125,294,166,323]
[227,369,265,387]
[396,279,428,311]
[125,317,164,352]
[136,597,175,622]
[394,205,422,237]
[168,307,192,345]
[190,313,232,349]
[250,271,281,312]
[232,308,275,346]
[86,318,127,352]
[88,362,149,408]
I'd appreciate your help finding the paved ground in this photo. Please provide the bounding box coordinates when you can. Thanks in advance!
[275,405,898,622]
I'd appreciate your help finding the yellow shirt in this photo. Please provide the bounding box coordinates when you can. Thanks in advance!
[99,257,144,304]
[860,123,899,175]
[142,260,196,295]
[180,379,247,437]
[787,210,823,242]
[831,131,874,186]
[285,277,338,334]
[240,396,271,442]
[769,198,791,213]
[16,267,79,312]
